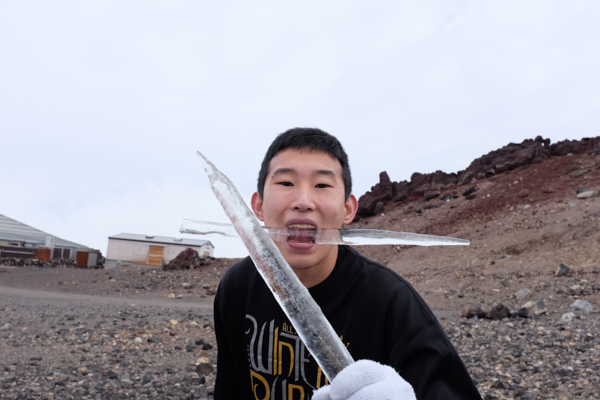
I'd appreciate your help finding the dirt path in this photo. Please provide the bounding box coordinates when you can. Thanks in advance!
[0,284,213,311]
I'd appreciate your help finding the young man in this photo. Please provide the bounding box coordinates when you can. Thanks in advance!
[214,128,482,400]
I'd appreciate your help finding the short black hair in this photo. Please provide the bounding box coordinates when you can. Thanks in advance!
[257,127,352,201]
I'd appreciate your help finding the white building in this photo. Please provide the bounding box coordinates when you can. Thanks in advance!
[106,233,214,266]
[0,213,100,266]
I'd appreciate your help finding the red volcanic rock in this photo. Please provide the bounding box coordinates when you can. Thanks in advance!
[357,172,394,216]
[164,248,209,271]
[409,172,431,196]
[457,137,551,185]
[355,135,600,218]
[549,137,599,156]
[357,170,459,217]
[431,170,458,190]
[392,181,410,202]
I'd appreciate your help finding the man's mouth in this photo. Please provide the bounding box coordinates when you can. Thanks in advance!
[286,224,317,244]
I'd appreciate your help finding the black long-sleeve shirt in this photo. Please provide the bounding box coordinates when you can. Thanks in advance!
[214,245,482,399]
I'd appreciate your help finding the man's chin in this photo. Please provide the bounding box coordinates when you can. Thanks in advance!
[283,245,336,269]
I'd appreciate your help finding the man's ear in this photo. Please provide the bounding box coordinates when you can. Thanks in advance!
[342,194,358,225]
[251,192,265,222]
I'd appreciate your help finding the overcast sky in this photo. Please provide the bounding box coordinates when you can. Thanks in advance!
[1,1,599,258]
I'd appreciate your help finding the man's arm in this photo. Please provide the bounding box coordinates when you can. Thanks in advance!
[390,316,482,400]
[213,280,245,399]
[312,316,481,400]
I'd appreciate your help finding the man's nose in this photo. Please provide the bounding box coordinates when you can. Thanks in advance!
[291,186,316,211]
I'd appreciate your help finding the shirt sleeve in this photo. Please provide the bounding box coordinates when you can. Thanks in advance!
[213,277,245,399]
[390,315,482,400]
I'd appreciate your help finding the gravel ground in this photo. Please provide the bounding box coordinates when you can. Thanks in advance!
[2,266,599,399]
[438,312,600,400]
[1,284,216,400]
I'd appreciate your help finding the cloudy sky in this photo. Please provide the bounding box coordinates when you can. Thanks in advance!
[1,1,599,257]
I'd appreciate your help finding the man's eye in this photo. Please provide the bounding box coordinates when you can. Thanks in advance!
[315,183,331,188]
[279,182,293,187]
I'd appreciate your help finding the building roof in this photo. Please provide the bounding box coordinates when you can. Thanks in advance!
[108,233,213,248]
[0,213,92,250]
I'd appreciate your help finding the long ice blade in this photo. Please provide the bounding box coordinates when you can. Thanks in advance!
[180,219,470,246]
[180,219,239,237]
[338,230,469,246]
[196,151,354,381]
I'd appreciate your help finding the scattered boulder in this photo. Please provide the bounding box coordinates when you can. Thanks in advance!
[165,248,210,271]
[570,300,593,315]
[487,303,510,320]
[568,284,583,296]
[516,289,530,301]
[0,256,104,269]
[460,303,510,320]
[462,186,478,196]
[518,299,547,318]
[461,303,489,319]
[424,189,441,200]
[555,263,571,277]
[196,356,214,374]
[197,363,214,374]
[559,312,576,324]
[576,190,599,200]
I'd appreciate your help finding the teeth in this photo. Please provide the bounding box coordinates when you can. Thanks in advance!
[288,224,316,229]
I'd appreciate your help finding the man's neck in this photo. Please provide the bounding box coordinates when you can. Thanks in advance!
[292,245,339,289]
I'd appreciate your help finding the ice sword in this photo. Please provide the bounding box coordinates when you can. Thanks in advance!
[196,151,354,382]
[180,219,470,246]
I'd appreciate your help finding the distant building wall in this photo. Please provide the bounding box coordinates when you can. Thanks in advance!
[0,245,36,259]
[0,245,99,266]
[106,239,148,264]
[106,239,213,265]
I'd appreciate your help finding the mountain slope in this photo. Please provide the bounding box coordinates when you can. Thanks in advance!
[350,136,600,313]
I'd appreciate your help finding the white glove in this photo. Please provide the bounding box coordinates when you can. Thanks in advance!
[312,360,416,400]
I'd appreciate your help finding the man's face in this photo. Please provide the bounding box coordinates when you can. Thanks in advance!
[251,148,357,274]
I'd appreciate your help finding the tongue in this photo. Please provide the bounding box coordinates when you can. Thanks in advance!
[287,228,317,244]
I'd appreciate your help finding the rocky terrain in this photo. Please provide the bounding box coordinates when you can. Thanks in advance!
[1,135,600,399]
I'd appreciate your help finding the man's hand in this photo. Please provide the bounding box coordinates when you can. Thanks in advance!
[312,360,416,400]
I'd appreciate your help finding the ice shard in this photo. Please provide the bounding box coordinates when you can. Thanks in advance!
[181,219,240,237]
[196,151,354,381]
[180,219,470,246]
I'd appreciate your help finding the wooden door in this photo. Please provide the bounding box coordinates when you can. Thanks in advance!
[76,251,89,267]
[36,248,51,262]
[148,246,164,265]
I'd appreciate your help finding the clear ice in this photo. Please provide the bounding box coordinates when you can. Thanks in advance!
[180,219,470,247]
[196,151,354,381]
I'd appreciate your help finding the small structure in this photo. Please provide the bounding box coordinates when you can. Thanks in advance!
[0,213,101,266]
[106,233,213,266]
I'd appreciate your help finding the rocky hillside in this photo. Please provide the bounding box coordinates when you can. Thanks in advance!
[350,135,600,314]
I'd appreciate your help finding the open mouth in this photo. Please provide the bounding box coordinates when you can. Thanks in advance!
[286,224,317,244]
